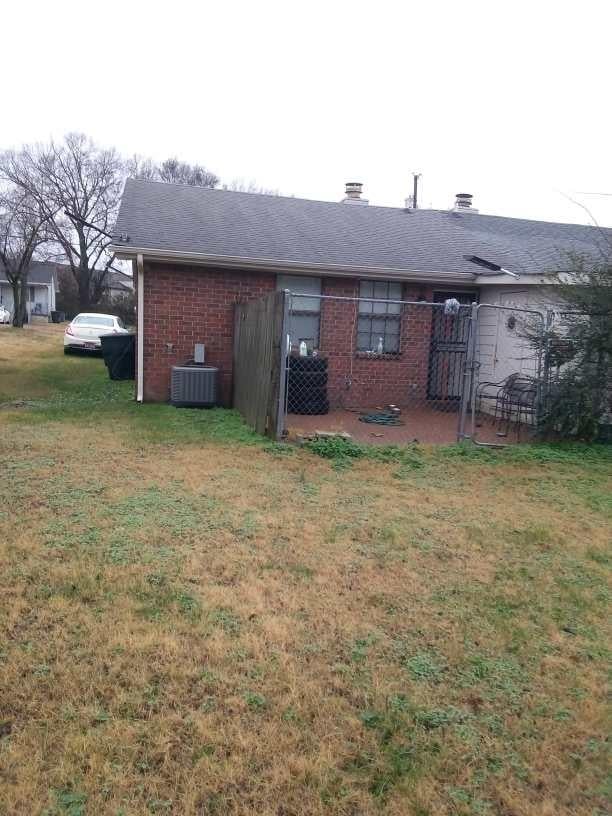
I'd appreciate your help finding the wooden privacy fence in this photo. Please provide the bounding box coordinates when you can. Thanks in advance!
[233,290,287,439]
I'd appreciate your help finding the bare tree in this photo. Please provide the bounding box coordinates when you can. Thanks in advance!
[158,158,218,187]
[225,178,281,195]
[0,188,48,327]
[129,155,219,188]
[128,158,278,195]
[0,134,124,310]
[126,155,158,181]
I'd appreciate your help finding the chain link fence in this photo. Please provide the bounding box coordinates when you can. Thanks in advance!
[283,292,476,443]
[281,291,548,445]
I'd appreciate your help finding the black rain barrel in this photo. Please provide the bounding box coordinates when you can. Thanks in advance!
[287,355,329,414]
[100,333,136,380]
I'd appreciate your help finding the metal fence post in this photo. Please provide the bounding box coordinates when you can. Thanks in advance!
[275,290,291,440]
[457,302,479,442]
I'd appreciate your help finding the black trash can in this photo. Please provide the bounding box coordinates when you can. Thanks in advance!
[50,310,66,323]
[100,333,136,380]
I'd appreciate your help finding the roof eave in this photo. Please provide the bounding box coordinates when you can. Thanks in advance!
[0,278,50,286]
[109,244,476,283]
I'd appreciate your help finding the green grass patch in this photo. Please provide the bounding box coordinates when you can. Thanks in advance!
[404,651,446,682]
[44,787,88,816]
[440,441,612,466]
[305,435,612,477]
[305,436,425,469]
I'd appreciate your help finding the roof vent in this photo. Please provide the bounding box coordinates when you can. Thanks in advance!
[453,193,479,214]
[343,182,369,205]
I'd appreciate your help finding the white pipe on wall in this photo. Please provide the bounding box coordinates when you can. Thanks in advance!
[136,254,144,403]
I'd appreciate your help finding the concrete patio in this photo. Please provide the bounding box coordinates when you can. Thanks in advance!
[285,406,516,446]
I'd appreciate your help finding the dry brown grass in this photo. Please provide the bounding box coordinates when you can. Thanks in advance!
[0,325,610,815]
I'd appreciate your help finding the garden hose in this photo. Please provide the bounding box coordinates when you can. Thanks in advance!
[358,412,404,426]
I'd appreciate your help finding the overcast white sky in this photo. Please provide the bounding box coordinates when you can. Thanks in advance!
[4,1,612,226]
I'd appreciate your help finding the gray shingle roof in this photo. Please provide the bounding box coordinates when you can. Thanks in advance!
[0,263,133,292]
[113,179,612,277]
[0,261,62,286]
[107,270,133,291]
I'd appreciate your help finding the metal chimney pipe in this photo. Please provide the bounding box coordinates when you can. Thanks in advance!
[344,182,363,200]
[455,193,473,209]
[342,182,369,205]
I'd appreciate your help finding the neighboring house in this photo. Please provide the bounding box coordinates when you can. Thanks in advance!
[0,261,60,319]
[105,269,134,298]
[0,262,133,322]
[110,179,611,406]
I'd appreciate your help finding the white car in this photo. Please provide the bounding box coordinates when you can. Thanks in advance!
[64,312,128,353]
[0,305,11,324]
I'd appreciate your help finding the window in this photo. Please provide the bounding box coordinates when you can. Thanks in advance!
[277,274,321,352]
[357,280,403,353]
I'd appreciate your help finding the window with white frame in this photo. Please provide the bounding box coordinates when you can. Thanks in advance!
[357,280,403,353]
[277,274,322,352]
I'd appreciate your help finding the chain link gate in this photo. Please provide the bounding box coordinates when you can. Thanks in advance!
[465,303,547,445]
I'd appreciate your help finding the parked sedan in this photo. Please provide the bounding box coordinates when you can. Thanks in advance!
[64,313,128,353]
[0,305,11,324]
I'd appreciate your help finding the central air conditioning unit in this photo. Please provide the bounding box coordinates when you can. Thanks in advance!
[171,365,219,407]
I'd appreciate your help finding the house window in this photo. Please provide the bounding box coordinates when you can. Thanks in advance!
[357,280,403,353]
[277,274,321,352]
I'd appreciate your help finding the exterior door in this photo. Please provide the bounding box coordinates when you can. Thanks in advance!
[491,291,539,382]
[427,292,476,400]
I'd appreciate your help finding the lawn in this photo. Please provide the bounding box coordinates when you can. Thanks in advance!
[0,324,610,816]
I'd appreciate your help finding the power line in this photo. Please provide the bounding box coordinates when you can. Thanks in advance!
[573,191,612,197]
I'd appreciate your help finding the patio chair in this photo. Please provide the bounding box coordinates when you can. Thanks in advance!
[499,376,538,438]
[476,373,521,427]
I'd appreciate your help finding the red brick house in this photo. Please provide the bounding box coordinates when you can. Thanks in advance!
[110,180,605,410]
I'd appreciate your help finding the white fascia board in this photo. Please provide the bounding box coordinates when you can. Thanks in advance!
[109,245,476,284]
[474,274,555,286]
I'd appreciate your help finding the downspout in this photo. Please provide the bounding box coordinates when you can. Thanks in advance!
[136,253,144,403]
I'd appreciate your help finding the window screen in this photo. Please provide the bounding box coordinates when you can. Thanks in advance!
[357,280,403,353]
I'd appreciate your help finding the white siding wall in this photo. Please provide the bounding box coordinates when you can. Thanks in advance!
[0,283,52,317]
[30,286,49,316]
[476,287,549,385]
[0,284,14,312]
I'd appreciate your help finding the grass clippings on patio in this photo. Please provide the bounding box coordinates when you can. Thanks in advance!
[0,323,610,815]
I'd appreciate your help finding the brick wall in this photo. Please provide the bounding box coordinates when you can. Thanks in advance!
[319,278,435,409]
[141,262,275,403]
[141,261,465,410]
